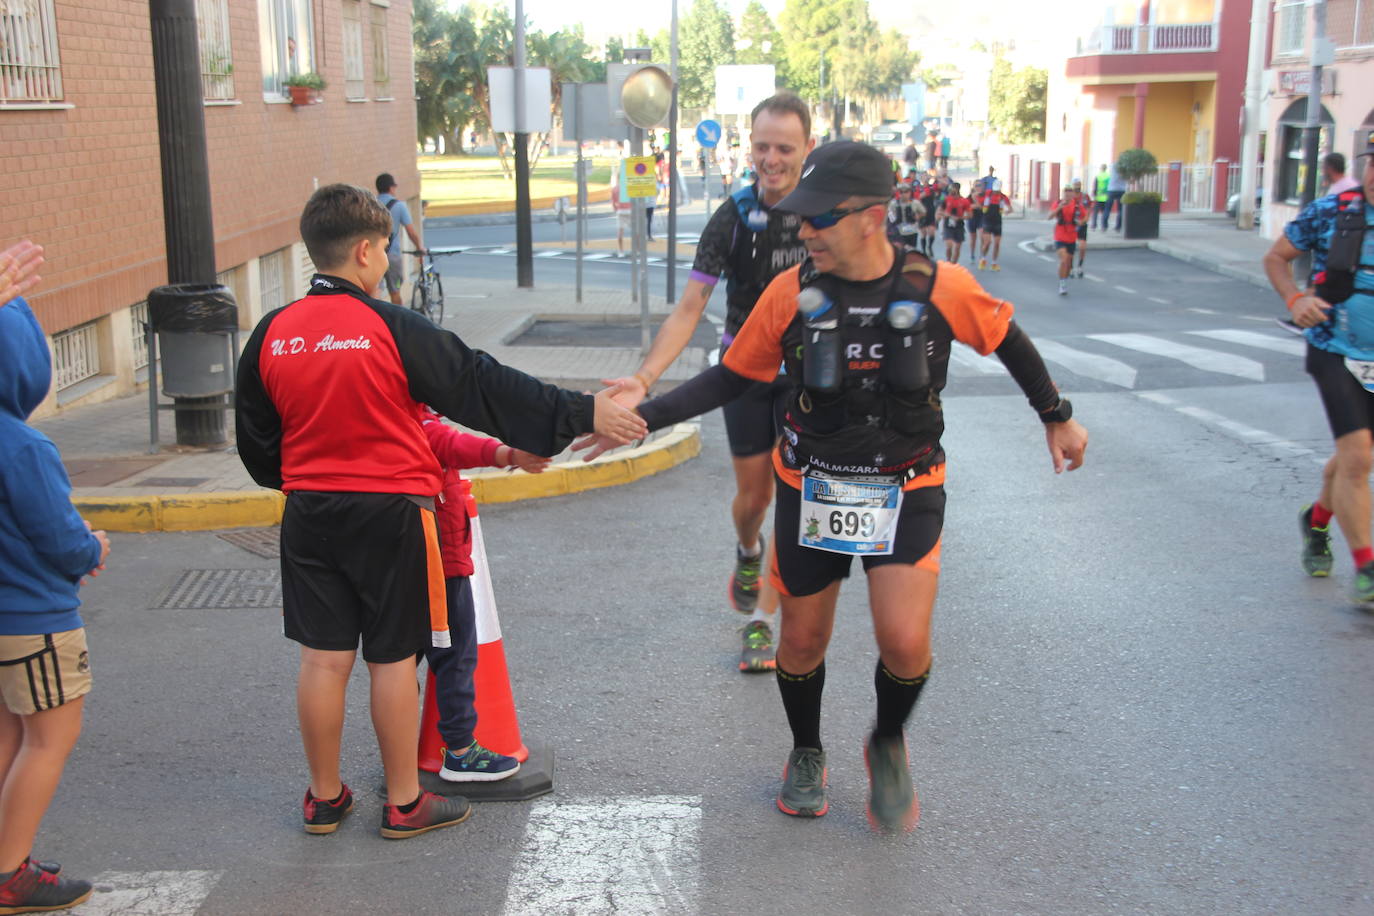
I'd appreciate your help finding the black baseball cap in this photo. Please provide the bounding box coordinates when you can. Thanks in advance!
[774,141,896,216]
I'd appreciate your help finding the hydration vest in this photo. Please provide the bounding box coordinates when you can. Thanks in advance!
[722,183,803,337]
[777,247,944,480]
[1315,189,1371,305]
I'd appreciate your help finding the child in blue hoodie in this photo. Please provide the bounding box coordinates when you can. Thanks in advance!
[0,241,111,915]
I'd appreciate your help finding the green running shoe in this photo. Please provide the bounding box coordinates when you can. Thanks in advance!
[1355,561,1374,604]
[1298,505,1333,577]
[864,732,919,833]
[776,747,828,817]
[739,620,777,673]
[729,537,764,613]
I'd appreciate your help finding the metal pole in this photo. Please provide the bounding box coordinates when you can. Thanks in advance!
[1237,0,1267,229]
[667,0,679,303]
[513,0,534,287]
[1299,0,1328,208]
[632,126,649,350]
[575,85,584,303]
[149,0,225,447]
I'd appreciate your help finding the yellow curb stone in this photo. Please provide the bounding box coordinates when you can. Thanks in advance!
[74,424,700,532]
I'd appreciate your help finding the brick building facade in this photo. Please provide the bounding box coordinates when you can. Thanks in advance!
[0,0,420,417]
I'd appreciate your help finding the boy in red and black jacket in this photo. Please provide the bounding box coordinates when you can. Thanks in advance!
[235,184,645,839]
[419,410,548,783]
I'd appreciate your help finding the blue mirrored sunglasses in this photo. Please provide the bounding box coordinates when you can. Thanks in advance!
[801,203,878,230]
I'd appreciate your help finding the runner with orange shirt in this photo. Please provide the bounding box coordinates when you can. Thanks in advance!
[591,142,1088,832]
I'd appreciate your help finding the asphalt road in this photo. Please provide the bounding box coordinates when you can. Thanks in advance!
[49,223,1374,914]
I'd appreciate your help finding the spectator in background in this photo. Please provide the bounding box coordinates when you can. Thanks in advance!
[940,134,951,170]
[1323,152,1358,195]
[375,173,424,307]
[925,133,939,171]
[1106,163,1127,231]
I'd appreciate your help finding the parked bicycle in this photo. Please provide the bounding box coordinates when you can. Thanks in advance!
[405,249,454,325]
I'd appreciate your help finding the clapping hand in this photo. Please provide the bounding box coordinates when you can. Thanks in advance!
[0,240,44,305]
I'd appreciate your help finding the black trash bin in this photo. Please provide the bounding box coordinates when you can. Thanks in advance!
[147,283,238,446]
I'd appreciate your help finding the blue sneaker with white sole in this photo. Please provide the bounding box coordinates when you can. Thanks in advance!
[440,742,521,782]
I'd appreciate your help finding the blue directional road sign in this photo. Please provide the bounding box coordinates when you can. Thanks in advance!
[695,119,722,148]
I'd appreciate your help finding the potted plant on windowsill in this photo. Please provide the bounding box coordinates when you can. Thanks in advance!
[283,72,325,106]
[1115,148,1160,239]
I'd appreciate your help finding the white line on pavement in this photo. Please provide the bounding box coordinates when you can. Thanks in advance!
[1186,328,1305,357]
[501,796,701,916]
[947,343,1009,376]
[535,250,563,258]
[1113,285,1137,294]
[584,252,613,260]
[1038,254,1054,262]
[1134,393,1314,459]
[1034,339,1138,388]
[1084,273,1104,282]
[488,248,512,255]
[75,871,223,915]
[1187,307,1219,315]
[1148,296,1170,304]
[1088,332,1265,381]
[1240,314,1275,322]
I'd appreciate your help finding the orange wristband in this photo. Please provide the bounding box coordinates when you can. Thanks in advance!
[1286,291,1306,310]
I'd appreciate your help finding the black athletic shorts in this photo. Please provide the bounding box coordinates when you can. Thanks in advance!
[771,477,945,597]
[1055,240,1077,254]
[968,211,983,232]
[281,491,443,663]
[1306,343,1374,439]
[1076,224,1088,241]
[944,223,966,243]
[720,348,789,457]
[983,215,1003,237]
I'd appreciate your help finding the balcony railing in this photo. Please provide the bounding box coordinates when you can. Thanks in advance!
[1077,21,1217,55]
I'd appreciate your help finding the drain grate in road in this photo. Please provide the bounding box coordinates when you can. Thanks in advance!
[155,569,282,609]
[217,528,281,559]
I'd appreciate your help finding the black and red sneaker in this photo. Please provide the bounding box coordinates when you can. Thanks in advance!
[0,857,92,914]
[380,790,471,839]
[302,784,354,835]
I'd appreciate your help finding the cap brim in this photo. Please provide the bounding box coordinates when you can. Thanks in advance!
[774,185,851,217]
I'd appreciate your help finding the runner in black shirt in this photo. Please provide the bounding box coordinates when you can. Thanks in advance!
[576,93,817,673]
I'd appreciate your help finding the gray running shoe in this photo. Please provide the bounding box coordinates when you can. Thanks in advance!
[865,733,919,833]
[1355,561,1374,604]
[776,747,828,817]
[1298,505,1333,577]
[739,620,777,673]
[729,537,764,613]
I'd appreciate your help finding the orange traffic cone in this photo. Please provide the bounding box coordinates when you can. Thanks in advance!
[417,481,553,801]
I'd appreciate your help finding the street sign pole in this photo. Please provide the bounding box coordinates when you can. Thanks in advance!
[513,0,533,288]
[1300,0,1329,209]
[575,85,584,303]
[667,0,679,303]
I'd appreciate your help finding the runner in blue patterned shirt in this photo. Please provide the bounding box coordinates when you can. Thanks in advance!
[1263,133,1374,600]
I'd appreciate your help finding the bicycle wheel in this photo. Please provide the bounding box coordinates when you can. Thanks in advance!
[429,274,444,325]
[410,276,427,314]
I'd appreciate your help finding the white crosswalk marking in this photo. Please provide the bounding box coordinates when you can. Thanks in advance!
[489,248,512,255]
[1135,393,1315,460]
[502,795,701,915]
[74,871,223,915]
[1087,332,1265,381]
[947,343,1008,375]
[1113,285,1137,294]
[1186,329,1305,357]
[1034,339,1138,388]
[584,252,613,260]
[536,250,563,258]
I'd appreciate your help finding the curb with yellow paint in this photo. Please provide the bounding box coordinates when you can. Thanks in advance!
[74,424,700,533]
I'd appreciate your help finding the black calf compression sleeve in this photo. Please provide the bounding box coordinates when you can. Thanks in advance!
[874,660,930,739]
[776,661,826,750]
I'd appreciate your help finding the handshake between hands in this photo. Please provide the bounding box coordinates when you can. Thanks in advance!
[580,375,651,461]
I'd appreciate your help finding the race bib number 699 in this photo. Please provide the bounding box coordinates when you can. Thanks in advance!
[799,473,902,556]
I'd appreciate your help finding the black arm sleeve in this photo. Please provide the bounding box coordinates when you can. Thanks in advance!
[233,313,285,490]
[993,320,1060,414]
[638,363,758,432]
[382,304,594,458]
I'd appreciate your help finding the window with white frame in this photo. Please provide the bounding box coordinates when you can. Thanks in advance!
[52,322,100,391]
[0,0,63,104]
[1275,0,1307,56]
[1327,0,1374,47]
[259,248,288,314]
[197,0,234,99]
[258,0,315,97]
[342,0,365,99]
[130,301,151,371]
[370,4,389,96]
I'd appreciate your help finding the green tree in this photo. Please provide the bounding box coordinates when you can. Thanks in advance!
[679,0,736,110]
[987,54,1047,144]
[737,0,786,85]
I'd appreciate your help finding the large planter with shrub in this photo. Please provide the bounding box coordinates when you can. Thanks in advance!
[1122,190,1161,239]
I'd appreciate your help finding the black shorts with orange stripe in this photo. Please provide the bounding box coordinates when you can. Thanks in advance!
[770,477,945,598]
[280,491,443,663]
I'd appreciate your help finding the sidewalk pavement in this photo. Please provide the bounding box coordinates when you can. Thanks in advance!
[41,278,704,532]
[44,211,1275,533]
[1031,212,1272,289]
